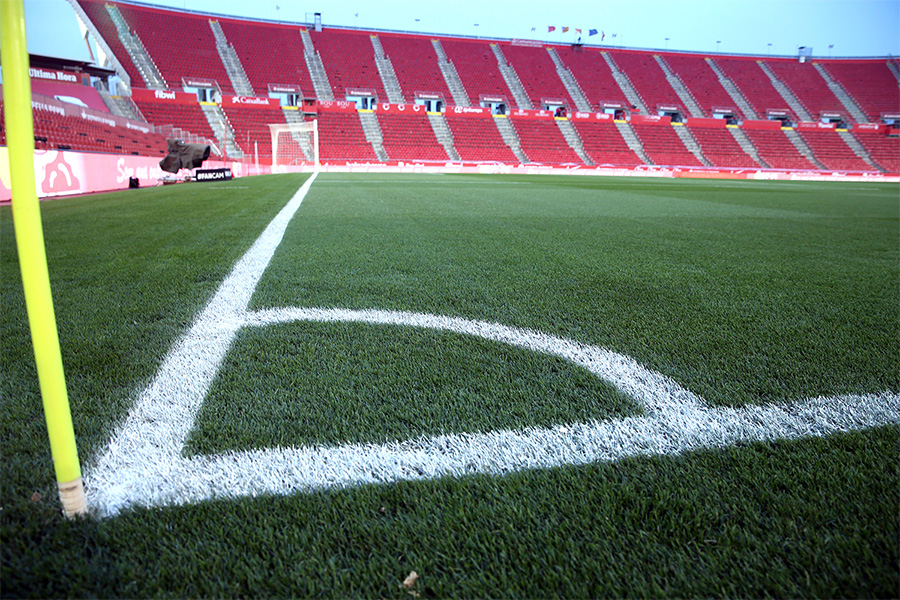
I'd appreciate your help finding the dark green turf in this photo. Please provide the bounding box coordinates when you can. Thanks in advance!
[2,173,897,598]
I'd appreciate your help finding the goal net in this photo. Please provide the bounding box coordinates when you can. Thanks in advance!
[269,120,318,171]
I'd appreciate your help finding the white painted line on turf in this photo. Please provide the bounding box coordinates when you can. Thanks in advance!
[84,173,900,517]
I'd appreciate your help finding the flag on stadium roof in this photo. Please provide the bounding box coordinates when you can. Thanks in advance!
[588,29,598,36]
[548,26,556,32]
[562,26,569,33]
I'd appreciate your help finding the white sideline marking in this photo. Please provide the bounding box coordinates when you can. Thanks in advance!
[84,174,900,517]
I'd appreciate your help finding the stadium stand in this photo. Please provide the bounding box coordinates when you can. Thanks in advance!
[443,112,518,163]
[853,133,900,172]
[569,119,643,166]
[115,2,235,93]
[76,0,145,88]
[307,29,387,101]
[132,96,218,143]
[378,113,449,161]
[17,2,899,176]
[607,50,683,114]
[715,57,792,120]
[379,34,453,104]
[221,103,289,161]
[820,60,900,123]
[501,44,576,110]
[316,111,377,161]
[440,39,515,106]
[688,126,760,168]
[218,19,314,98]
[630,123,702,167]
[764,60,846,120]
[664,54,744,119]
[796,129,872,171]
[553,47,630,111]
[742,128,818,170]
[509,118,581,164]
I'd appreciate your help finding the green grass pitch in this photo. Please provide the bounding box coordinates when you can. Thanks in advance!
[1,173,898,597]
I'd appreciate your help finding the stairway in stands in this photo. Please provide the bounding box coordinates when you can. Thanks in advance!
[427,113,461,160]
[493,116,529,163]
[358,111,389,161]
[706,58,758,119]
[601,52,648,114]
[105,4,166,89]
[209,20,254,96]
[371,35,405,103]
[490,44,533,109]
[300,29,334,101]
[432,40,471,107]
[555,119,592,164]
[812,64,869,123]
[545,47,592,111]
[672,123,711,166]
[654,55,704,118]
[757,62,811,121]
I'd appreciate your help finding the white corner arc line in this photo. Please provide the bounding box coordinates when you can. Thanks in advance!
[84,173,900,517]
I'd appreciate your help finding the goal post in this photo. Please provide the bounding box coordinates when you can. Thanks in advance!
[269,120,318,171]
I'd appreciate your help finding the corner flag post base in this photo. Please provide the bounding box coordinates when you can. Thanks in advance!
[58,478,87,518]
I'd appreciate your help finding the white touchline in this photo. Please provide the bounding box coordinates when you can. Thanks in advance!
[84,174,900,517]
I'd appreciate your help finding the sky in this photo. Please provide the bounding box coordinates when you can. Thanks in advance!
[21,0,900,63]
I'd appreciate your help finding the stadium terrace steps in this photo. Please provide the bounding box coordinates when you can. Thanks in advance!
[316,111,376,161]
[443,112,518,162]
[379,113,450,161]
[441,39,516,107]
[492,116,529,163]
[490,44,533,109]
[615,121,653,164]
[672,123,712,166]
[782,128,826,170]
[545,47,592,112]
[836,130,882,171]
[308,29,387,102]
[219,20,315,98]
[201,103,242,158]
[764,60,847,122]
[371,35,405,104]
[601,52,648,114]
[358,111,389,161]
[813,63,874,124]
[509,118,582,164]
[281,108,315,162]
[380,35,454,108]
[569,119,642,166]
[654,55,704,118]
[630,123,702,167]
[706,58,759,120]
[757,62,812,122]
[690,126,760,168]
[743,128,817,170]
[821,61,900,123]
[854,133,900,172]
[432,40,471,107]
[300,35,334,101]
[715,58,791,122]
[798,129,875,171]
[68,0,135,91]
[115,2,236,94]
[499,45,577,111]
[104,3,166,90]
[427,113,461,161]
[555,118,592,165]
[209,20,255,97]
[664,54,741,119]
[728,126,769,168]
[608,51,683,116]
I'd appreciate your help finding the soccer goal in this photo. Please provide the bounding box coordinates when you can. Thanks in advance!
[269,120,318,170]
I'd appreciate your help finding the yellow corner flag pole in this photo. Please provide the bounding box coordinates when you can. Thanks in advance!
[1,0,86,517]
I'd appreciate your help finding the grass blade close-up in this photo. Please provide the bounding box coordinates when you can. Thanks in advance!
[2,173,897,598]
